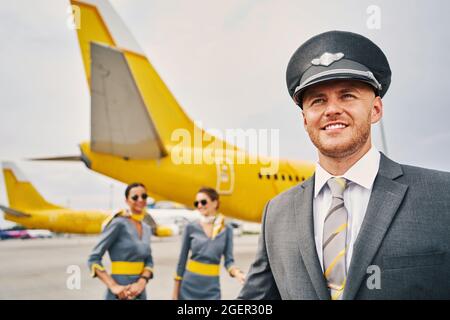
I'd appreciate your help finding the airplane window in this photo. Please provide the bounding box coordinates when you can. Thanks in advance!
[289,175,293,181]
[281,174,285,181]
[266,174,270,180]
[302,176,305,181]
[258,173,262,179]
[274,174,278,180]
[295,176,299,182]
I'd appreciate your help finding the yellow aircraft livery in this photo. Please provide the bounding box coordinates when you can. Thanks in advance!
[1,162,172,236]
[32,0,315,223]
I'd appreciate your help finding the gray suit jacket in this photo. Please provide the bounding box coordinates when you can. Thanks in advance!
[238,154,450,299]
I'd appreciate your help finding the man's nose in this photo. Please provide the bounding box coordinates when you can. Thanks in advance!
[323,99,344,117]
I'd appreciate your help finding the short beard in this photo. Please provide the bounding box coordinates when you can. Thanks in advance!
[309,117,371,159]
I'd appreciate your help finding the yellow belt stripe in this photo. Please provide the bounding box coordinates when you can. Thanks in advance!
[324,248,346,278]
[111,261,144,275]
[186,260,220,276]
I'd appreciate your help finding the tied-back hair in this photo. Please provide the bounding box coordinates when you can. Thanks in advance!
[198,187,219,209]
[125,182,146,199]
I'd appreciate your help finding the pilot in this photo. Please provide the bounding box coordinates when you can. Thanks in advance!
[238,30,450,300]
[172,187,246,300]
[88,182,154,300]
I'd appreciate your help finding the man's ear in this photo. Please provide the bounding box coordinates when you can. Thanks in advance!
[371,96,383,124]
[302,111,307,127]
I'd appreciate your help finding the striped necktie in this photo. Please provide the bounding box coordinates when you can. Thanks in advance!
[323,177,348,300]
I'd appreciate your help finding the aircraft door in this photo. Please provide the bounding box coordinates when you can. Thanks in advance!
[216,161,235,195]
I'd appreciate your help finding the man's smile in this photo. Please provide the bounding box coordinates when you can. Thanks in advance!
[321,121,349,131]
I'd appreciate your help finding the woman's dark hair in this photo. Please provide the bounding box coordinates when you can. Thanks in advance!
[125,182,146,199]
[198,187,219,209]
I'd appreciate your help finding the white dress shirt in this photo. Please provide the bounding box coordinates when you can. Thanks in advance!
[313,146,381,272]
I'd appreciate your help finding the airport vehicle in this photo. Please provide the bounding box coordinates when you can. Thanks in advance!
[0,227,52,240]
[0,228,31,240]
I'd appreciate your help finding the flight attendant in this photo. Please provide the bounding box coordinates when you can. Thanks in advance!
[88,183,154,300]
[172,187,245,300]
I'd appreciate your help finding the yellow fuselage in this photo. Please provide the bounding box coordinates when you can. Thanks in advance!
[5,209,108,234]
[80,142,315,223]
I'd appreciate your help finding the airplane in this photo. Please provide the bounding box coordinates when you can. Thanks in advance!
[0,162,173,236]
[30,0,316,224]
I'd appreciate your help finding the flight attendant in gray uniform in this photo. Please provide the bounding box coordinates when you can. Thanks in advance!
[172,187,246,300]
[88,183,154,300]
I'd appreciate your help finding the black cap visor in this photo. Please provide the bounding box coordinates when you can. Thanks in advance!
[293,59,382,107]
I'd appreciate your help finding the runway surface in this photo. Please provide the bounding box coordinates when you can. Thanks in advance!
[0,234,259,300]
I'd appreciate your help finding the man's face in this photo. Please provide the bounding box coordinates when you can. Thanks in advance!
[301,80,383,159]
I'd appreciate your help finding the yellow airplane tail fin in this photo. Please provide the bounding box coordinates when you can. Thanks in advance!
[2,162,62,211]
[70,0,203,158]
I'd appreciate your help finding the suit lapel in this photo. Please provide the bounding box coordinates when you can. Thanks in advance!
[343,154,408,299]
[293,176,330,300]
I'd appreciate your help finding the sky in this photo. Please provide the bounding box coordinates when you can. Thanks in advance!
[1,0,449,227]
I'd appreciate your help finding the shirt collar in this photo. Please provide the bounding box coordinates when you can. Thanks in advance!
[314,146,381,198]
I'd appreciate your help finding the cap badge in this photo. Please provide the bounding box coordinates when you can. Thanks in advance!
[311,52,344,67]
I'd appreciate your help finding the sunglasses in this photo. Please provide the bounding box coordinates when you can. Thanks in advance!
[194,199,208,208]
[130,193,148,201]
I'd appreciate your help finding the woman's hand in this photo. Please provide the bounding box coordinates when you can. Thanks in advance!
[127,278,147,299]
[234,270,246,285]
[110,284,131,300]
[172,280,181,300]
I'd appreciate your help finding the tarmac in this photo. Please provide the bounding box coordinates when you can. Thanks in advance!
[0,233,259,300]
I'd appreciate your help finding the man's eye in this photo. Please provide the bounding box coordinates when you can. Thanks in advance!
[310,98,325,106]
[342,93,356,99]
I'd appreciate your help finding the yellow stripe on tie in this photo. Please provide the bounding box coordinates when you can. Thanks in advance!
[335,177,346,189]
[324,249,346,278]
[332,289,344,300]
[186,260,220,277]
[330,277,347,300]
[111,261,144,275]
[333,223,347,235]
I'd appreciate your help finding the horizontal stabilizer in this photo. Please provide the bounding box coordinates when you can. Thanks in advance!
[28,156,83,162]
[0,205,31,218]
[27,154,91,168]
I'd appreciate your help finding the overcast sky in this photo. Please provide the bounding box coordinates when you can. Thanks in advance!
[1,0,449,227]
